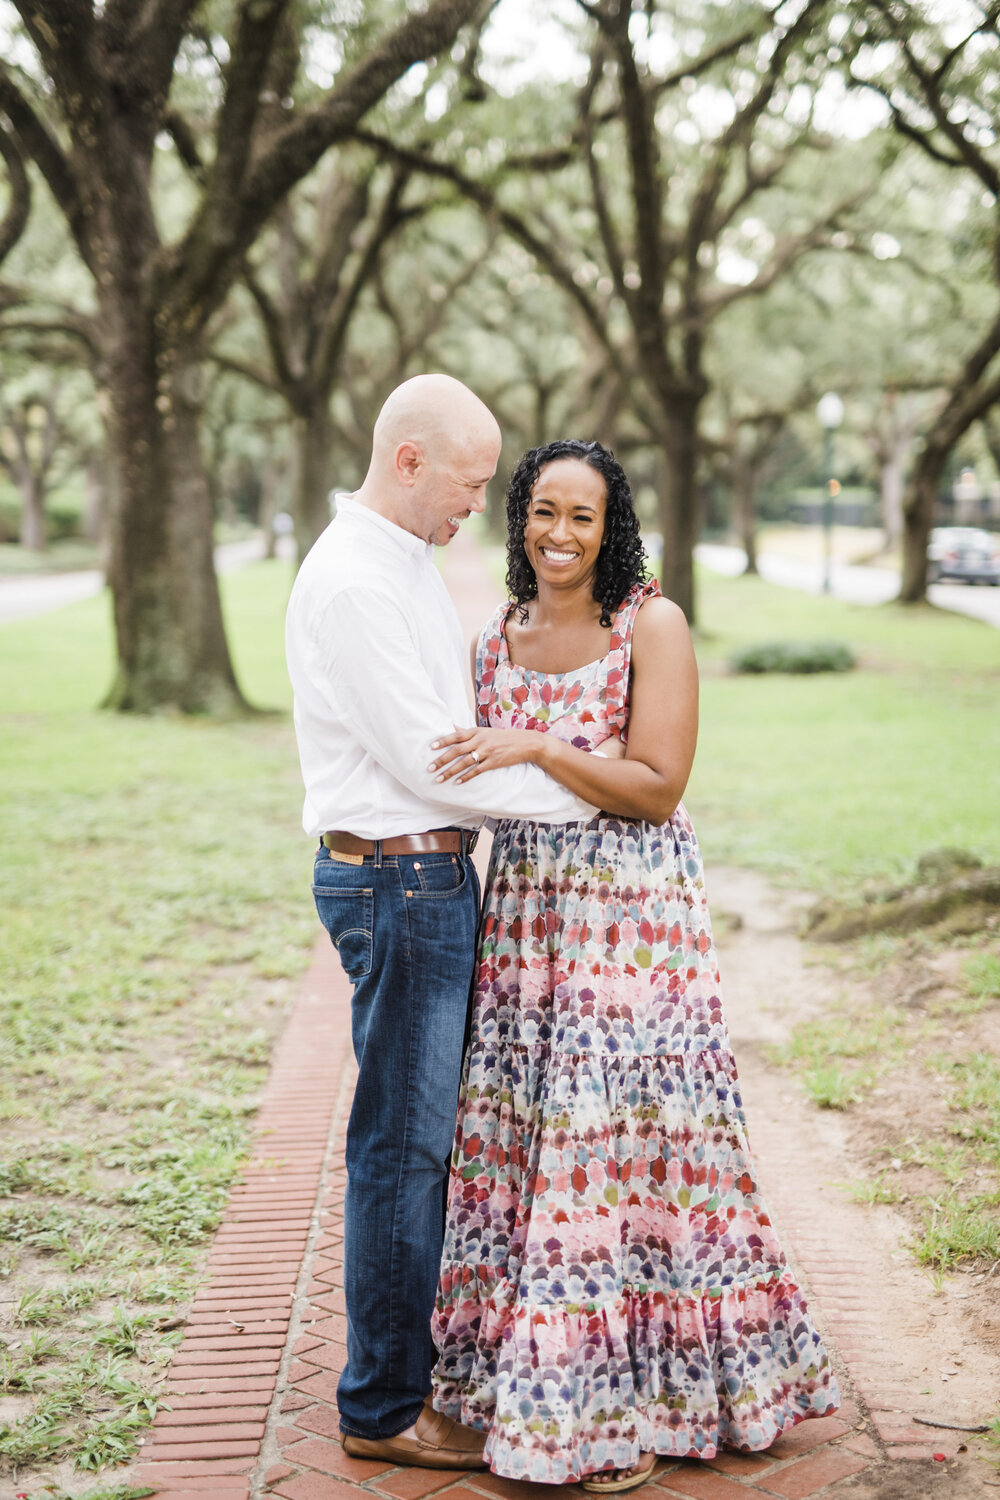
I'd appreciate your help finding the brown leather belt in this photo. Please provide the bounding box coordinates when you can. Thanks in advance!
[322,829,477,859]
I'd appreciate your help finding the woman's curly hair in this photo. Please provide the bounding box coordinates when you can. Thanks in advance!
[505,438,648,627]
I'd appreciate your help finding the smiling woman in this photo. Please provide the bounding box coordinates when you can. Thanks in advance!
[506,438,650,629]
[427,438,840,1490]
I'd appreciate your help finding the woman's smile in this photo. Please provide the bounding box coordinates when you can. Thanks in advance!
[525,458,608,586]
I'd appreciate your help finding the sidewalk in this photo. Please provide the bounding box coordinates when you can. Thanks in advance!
[0,533,289,623]
[694,541,1000,630]
[133,531,973,1499]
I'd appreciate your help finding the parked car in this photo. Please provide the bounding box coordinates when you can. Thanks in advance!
[927,526,1000,584]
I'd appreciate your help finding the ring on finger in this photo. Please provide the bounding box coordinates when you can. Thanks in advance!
[470,749,480,764]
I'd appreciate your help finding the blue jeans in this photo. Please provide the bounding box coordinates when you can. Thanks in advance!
[312,841,481,1439]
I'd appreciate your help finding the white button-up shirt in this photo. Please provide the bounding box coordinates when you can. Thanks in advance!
[285,498,595,838]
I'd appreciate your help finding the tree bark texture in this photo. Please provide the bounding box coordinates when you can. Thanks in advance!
[733,458,758,575]
[880,452,904,551]
[18,471,46,551]
[656,404,701,623]
[83,452,106,545]
[292,404,335,565]
[899,446,945,602]
[101,315,240,712]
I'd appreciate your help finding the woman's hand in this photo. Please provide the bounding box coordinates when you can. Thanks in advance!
[429,726,544,782]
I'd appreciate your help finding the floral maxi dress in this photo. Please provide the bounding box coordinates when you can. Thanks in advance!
[431,582,839,1484]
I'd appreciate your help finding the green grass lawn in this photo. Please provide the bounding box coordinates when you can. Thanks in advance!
[685,567,1000,1281]
[0,560,310,1490]
[1,554,998,1486]
[688,567,1000,887]
[0,541,105,575]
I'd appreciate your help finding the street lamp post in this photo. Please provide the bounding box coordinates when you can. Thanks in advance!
[816,392,845,594]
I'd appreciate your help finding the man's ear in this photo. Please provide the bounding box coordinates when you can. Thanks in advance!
[395,441,423,484]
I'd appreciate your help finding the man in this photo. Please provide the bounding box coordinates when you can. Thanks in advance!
[285,374,595,1468]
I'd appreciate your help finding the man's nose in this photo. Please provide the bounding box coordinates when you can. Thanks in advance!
[470,489,487,514]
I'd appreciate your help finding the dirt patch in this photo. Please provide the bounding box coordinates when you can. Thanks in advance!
[836,1460,1000,1499]
[708,865,1000,1489]
[805,850,1000,942]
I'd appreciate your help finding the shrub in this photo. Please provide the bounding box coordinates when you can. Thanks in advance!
[728,639,856,675]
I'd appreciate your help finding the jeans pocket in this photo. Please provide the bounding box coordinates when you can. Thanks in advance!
[312,884,374,980]
[410,854,466,897]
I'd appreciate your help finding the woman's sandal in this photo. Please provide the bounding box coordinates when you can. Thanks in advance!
[581,1452,659,1494]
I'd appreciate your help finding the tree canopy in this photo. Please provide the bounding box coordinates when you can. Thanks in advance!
[1,0,998,701]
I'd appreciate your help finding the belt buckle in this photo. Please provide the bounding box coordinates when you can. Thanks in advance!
[464,831,480,857]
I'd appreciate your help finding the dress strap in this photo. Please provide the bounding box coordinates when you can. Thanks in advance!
[604,578,662,725]
[475,603,512,727]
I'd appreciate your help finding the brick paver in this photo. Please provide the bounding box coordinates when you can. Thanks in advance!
[134,529,979,1497]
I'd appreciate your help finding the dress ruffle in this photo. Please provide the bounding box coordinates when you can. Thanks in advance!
[433,1268,837,1482]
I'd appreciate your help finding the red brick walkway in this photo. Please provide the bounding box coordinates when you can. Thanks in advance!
[133,530,964,1498]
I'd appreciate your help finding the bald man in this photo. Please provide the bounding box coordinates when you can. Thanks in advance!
[286,375,595,1467]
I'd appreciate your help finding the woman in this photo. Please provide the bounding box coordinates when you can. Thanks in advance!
[427,439,838,1490]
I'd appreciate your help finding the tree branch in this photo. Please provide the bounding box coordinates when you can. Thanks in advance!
[862,80,966,169]
[925,305,1000,453]
[703,190,870,318]
[351,123,665,435]
[242,264,298,395]
[869,0,1000,196]
[0,62,86,257]
[0,314,99,361]
[209,0,292,224]
[101,0,206,120]
[163,0,483,333]
[607,3,665,316]
[164,108,207,183]
[650,22,762,95]
[579,43,629,307]
[710,140,818,239]
[317,166,412,391]
[392,241,491,373]
[0,122,30,267]
[683,0,827,274]
[205,349,281,393]
[12,1,94,101]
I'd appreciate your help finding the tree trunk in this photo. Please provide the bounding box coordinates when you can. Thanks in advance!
[656,402,701,623]
[259,463,280,560]
[899,446,944,602]
[293,404,335,565]
[18,471,47,551]
[733,457,758,575]
[102,333,249,714]
[880,451,904,552]
[83,452,106,545]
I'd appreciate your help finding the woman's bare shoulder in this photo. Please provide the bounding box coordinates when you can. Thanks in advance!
[632,593,691,649]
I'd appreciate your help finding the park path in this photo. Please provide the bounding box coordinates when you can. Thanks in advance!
[695,542,1000,630]
[0,534,287,623]
[132,530,986,1500]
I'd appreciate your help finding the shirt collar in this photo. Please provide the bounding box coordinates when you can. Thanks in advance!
[336,493,432,562]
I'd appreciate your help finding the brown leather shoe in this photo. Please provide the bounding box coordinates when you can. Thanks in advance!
[341,1401,487,1469]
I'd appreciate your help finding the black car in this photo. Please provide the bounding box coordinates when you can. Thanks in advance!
[927,527,1000,585]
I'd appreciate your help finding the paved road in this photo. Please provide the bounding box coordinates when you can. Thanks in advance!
[8,534,998,632]
[695,542,1000,629]
[0,535,280,625]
